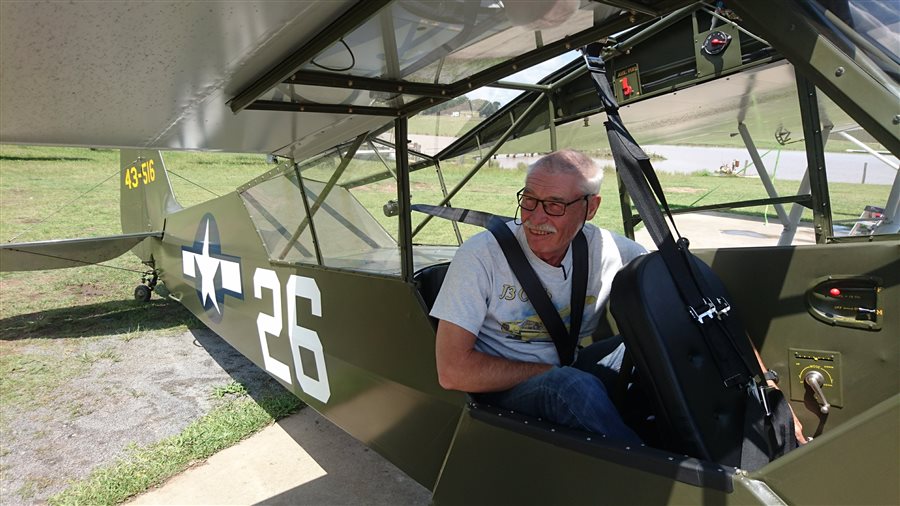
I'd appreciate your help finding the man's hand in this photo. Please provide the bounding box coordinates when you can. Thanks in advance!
[435,320,552,393]
[773,377,807,445]
[792,408,807,445]
[755,347,808,446]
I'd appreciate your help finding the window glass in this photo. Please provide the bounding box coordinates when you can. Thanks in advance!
[816,90,897,238]
[240,141,404,275]
[807,0,899,86]
[482,60,896,249]
[299,0,607,85]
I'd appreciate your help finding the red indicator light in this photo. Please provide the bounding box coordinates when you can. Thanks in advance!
[829,288,841,296]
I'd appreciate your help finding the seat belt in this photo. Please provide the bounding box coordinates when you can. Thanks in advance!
[411,203,587,366]
[489,220,587,366]
[409,204,512,229]
[581,43,797,466]
[582,43,757,387]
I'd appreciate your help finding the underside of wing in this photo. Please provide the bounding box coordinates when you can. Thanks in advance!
[0,1,659,159]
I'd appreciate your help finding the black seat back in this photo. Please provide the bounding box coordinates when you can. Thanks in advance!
[610,252,757,466]
[414,263,450,326]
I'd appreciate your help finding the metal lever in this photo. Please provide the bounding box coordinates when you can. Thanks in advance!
[804,370,831,414]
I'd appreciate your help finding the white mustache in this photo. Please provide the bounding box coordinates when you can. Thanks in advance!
[523,220,557,233]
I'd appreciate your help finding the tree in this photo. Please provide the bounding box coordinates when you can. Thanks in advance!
[479,101,501,117]
[423,96,468,115]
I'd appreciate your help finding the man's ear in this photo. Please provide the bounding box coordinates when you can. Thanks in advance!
[585,195,601,220]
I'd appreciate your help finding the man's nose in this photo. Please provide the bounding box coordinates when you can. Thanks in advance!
[523,202,542,217]
[539,202,557,217]
[529,204,551,221]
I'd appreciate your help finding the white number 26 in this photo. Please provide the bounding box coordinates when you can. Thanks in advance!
[253,268,331,403]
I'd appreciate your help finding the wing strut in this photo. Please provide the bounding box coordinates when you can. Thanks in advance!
[278,133,367,260]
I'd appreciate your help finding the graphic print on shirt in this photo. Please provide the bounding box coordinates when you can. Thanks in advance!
[500,295,597,342]
[499,284,530,302]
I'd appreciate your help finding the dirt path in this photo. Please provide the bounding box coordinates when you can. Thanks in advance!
[0,326,285,505]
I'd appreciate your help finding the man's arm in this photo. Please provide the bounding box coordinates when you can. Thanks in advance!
[435,320,552,393]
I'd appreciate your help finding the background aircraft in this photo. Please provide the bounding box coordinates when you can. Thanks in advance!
[1,1,897,504]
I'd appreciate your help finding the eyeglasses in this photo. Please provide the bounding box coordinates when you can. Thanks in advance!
[517,189,591,217]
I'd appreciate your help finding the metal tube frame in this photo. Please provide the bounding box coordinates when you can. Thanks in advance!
[737,122,791,227]
[231,0,394,113]
[278,133,367,259]
[879,166,900,234]
[396,116,414,281]
[292,159,323,266]
[431,160,463,246]
[342,137,434,189]
[627,194,814,229]
[368,139,398,181]
[411,92,547,237]
[836,131,900,171]
[240,15,649,118]
[795,71,834,244]
[548,92,558,152]
[778,123,832,246]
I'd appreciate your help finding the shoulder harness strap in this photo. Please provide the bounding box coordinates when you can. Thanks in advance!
[488,217,586,366]
[412,204,588,365]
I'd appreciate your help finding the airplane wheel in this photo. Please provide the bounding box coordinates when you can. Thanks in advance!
[134,284,152,302]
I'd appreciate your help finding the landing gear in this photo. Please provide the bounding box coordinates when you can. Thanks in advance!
[134,284,152,302]
[134,268,159,302]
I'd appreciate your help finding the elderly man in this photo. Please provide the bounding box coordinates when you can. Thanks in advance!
[431,149,644,443]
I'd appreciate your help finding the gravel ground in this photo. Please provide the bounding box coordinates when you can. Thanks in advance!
[0,327,285,505]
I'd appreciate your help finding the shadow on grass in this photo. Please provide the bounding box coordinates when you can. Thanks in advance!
[0,298,200,341]
[189,327,302,418]
[0,296,300,418]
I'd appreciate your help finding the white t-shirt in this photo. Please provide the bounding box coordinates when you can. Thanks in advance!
[430,221,646,366]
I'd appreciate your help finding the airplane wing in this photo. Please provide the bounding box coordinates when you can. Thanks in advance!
[0,232,161,271]
[0,1,667,160]
[0,1,375,157]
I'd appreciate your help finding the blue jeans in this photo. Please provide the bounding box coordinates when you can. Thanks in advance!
[477,341,641,445]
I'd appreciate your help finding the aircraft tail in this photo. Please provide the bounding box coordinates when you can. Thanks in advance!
[0,151,178,272]
[120,149,182,261]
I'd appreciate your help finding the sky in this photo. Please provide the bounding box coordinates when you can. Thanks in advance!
[464,52,579,104]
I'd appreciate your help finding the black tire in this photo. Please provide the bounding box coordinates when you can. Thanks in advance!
[134,284,152,302]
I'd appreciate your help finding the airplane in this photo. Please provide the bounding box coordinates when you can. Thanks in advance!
[1,1,897,504]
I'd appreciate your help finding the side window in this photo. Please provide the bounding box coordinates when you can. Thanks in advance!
[816,90,897,239]
[407,92,525,246]
[239,141,401,274]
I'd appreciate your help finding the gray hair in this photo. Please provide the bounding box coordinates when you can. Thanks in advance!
[526,149,603,195]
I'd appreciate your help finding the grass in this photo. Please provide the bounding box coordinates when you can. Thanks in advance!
[0,145,270,331]
[350,158,891,246]
[408,115,484,138]
[18,476,56,501]
[0,145,269,243]
[212,380,249,398]
[0,145,286,504]
[0,348,87,409]
[48,388,303,506]
[75,349,121,365]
